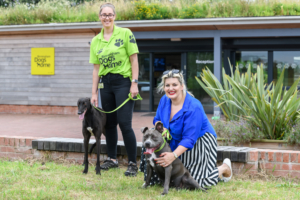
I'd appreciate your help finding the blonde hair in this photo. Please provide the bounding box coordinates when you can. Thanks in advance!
[157,70,194,97]
[99,3,116,15]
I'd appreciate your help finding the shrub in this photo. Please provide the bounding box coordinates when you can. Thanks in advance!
[198,61,300,140]
[2,0,300,25]
[285,121,300,145]
[134,0,172,20]
[179,4,208,19]
[212,119,265,145]
[224,65,300,140]
[196,60,255,121]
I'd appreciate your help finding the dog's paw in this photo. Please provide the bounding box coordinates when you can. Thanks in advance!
[161,192,168,196]
[141,182,147,189]
[82,169,88,174]
[95,166,101,175]
[96,170,101,175]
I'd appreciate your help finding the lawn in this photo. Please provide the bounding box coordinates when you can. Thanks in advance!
[0,159,299,200]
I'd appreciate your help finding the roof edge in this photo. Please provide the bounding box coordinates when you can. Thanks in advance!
[1,16,300,32]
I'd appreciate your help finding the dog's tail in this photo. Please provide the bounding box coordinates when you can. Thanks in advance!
[89,142,96,155]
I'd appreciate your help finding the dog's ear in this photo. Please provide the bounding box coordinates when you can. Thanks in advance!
[155,122,164,133]
[141,127,148,134]
[85,97,91,108]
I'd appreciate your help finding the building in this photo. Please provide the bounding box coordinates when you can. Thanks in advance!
[1,16,300,114]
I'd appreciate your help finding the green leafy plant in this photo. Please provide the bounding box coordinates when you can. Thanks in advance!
[198,60,300,140]
[211,119,265,145]
[224,65,300,140]
[134,0,172,20]
[195,59,257,121]
[2,0,300,25]
[285,120,300,145]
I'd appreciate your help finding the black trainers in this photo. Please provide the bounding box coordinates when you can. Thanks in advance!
[100,158,118,171]
[124,161,138,176]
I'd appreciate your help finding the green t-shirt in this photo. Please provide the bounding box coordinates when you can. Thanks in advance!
[89,25,139,79]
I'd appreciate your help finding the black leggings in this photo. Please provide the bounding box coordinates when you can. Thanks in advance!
[100,73,137,163]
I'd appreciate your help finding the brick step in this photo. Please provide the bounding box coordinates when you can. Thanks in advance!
[31,138,257,163]
[1,136,300,178]
[32,137,143,156]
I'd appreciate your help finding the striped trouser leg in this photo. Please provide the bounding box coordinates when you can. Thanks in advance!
[180,132,219,188]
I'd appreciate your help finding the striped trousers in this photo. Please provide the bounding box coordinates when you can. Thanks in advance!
[139,132,219,188]
[180,132,219,187]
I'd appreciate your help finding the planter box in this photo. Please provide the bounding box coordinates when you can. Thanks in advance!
[217,138,300,151]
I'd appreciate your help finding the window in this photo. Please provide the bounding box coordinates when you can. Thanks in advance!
[236,51,268,82]
[273,51,300,87]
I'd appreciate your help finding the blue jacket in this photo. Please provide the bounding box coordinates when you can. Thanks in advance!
[153,93,217,151]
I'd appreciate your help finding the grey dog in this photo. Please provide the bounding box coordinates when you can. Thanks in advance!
[77,97,106,175]
[141,122,208,195]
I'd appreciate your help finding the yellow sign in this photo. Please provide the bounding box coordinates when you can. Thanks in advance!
[31,48,55,75]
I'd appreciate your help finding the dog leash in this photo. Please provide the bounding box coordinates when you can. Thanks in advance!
[93,93,142,114]
[154,129,172,153]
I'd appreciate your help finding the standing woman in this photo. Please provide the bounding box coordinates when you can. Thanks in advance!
[89,3,139,176]
[140,70,232,187]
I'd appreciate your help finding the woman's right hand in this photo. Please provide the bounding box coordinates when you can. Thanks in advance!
[91,93,98,107]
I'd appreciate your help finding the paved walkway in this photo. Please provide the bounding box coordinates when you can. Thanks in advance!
[0,113,213,142]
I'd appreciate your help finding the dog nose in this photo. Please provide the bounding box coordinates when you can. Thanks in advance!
[145,141,151,148]
[77,111,82,115]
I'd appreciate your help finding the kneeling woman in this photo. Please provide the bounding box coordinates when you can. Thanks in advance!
[140,70,232,187]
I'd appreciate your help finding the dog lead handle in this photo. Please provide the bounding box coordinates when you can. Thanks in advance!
[98,88,102,109]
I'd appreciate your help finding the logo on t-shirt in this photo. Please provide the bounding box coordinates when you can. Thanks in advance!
[97,49,103,55]
[99,52,122,69]
[129,35,136,44]
[115,39,123,47]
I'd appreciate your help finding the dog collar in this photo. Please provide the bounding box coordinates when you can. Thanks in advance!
[154,130,172,153]
[154,137,166,153]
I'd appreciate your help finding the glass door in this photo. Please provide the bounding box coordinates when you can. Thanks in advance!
[152,53,181,111]
[186,52,214,113]
[134,53,151,111]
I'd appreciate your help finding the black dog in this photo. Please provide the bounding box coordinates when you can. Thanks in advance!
[77,97,106,175]
[141,122,207,195]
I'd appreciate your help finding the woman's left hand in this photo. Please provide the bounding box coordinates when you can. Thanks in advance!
[155,152,175,167]
[130,83,139,98]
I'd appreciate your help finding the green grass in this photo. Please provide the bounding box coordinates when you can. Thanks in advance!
[0,159,300,199]
[1,0,300,25]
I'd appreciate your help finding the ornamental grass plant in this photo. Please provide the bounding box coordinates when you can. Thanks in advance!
[197,61,300,142]
[1,0,300,25]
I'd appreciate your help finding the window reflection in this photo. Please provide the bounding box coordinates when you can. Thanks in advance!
[236,51,268,82]
[187,52,214,113]
[273,51,300,87]
[134,54,150,111]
